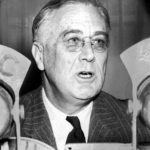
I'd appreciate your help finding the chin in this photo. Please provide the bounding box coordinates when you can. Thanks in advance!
[74,89,99,100]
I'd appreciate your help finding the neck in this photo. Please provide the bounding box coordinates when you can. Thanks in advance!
[43,76,91,115]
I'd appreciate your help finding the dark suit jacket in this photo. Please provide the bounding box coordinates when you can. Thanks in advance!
[18,86,150,149]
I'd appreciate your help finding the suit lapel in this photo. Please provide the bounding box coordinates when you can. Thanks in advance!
[88,91,132,143]
[33,111,57,149]
[88,92,112,142]
[22,87,57,149]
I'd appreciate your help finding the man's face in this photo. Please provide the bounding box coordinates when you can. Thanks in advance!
[40,3,109,101]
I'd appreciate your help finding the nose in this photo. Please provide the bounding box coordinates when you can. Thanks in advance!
[79,42,95,62]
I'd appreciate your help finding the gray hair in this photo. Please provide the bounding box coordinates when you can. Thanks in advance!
[32,0,111,42]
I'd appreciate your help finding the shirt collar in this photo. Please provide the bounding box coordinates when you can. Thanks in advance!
[42,88,66,121]
[42,87,93,141]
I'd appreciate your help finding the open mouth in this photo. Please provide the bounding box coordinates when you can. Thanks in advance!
[78,71,94,79]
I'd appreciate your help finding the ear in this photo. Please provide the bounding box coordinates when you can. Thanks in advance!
[32,42,44,71]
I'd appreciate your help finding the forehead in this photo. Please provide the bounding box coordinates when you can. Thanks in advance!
[42,3,107,39]
[59,3,106,34]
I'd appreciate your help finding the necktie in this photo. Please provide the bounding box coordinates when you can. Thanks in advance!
[66,116,86,144]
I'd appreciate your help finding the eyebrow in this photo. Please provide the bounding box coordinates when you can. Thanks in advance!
[61,29,109,38]
[93,31,109,38]
[63,29,83,37]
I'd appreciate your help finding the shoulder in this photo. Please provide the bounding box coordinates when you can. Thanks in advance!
[89,91,133,143]
[93,91,129,114]
[96,91,128,106]
[20,86,42,111]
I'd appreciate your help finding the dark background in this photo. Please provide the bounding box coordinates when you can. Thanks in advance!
[0,0,150,99]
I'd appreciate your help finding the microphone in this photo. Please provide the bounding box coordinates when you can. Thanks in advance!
[0,80,14,138]
[137,76,150,128]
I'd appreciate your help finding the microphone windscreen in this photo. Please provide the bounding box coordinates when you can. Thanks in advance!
[137,76,150,127]
[0,85,13,138]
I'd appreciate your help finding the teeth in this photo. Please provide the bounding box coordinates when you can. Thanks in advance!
[78,72,93,78]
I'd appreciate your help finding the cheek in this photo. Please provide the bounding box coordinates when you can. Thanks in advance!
[43,43,58,78]
[55,44,78,74]
[56,53,74,76]
[44,41,75,78]
[96,52,108,72]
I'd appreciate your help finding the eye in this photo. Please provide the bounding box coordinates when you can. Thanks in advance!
[67,37,80,47]
[92,38,108,52]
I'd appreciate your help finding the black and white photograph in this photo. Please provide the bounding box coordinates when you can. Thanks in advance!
[1,0,150,149]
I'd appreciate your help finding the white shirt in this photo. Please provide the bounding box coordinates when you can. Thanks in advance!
[42,88,93,150]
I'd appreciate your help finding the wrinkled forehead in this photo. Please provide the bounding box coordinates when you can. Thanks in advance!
[57,3,106,31]
[38,3,107,43]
